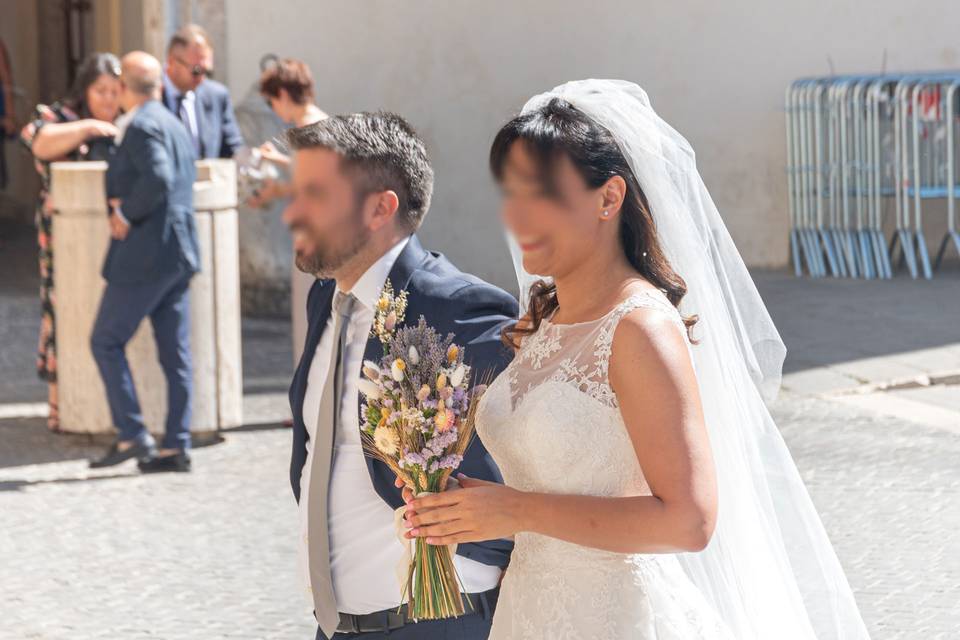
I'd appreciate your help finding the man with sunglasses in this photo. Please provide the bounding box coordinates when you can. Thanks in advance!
[162,24,243,159]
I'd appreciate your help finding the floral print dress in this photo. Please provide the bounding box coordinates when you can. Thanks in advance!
[19,103,115,382]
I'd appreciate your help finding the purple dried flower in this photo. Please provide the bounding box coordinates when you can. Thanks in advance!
[400,452,427,469]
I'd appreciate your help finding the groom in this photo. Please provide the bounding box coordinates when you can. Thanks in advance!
[285,112,517,639]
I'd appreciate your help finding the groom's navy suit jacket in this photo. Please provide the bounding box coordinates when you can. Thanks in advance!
[289,235,518,570]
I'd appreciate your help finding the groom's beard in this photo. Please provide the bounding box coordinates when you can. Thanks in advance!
[293,207,371,278]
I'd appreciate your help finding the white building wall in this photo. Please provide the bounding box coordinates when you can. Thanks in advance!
[223,0,960,291]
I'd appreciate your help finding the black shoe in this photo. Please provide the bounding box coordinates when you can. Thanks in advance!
[138,451,192,473]
[89,438,157,469]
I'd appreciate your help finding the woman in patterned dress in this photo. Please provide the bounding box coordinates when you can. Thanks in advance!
[20,52,121,431]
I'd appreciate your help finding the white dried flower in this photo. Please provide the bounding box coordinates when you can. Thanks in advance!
[373,424,400,456]
[357,378,381,400]
[450,364,466,388]
[391,359,406,382]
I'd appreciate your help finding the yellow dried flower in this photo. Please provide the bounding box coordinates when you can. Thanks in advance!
[446,345,459,364]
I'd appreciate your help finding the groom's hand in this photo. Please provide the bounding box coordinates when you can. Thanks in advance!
[395,476,415,505]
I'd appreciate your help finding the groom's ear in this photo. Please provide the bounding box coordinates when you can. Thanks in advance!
[367,190,401,231]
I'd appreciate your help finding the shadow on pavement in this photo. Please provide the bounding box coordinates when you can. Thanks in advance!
[222,420,290,434]
[0,472,135,492]
[752,268,960,373]
[0,417,227,470]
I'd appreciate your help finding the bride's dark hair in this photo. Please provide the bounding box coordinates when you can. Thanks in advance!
[490,97,697,349]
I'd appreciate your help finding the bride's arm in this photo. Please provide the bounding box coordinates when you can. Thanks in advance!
[405,308,719,554]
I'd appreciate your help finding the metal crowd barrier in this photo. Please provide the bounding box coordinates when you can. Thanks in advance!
[786,72,960,279]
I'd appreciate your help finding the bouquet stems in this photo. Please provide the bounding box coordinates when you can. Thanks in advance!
[409,536,465,620]
[404,480,468,620]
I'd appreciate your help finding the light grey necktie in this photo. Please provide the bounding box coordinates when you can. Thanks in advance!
[307,290,356,637]
[175,92,201,157]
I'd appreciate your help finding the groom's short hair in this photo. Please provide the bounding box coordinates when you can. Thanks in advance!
[285,111,434,232]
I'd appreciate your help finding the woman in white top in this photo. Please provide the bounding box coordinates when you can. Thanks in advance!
[250,58,328,366]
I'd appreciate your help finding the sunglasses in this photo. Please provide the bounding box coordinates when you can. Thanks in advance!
[174,56,211,78]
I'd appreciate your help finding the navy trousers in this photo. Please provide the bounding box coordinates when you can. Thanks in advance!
[90,270,193,450]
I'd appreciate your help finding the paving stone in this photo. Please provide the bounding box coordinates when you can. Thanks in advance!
[2,231,958,638]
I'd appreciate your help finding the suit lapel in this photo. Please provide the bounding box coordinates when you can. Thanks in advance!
[291,280,335,432]
[161,75,178,114]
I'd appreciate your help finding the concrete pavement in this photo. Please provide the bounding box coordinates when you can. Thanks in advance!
[1,227,958,639]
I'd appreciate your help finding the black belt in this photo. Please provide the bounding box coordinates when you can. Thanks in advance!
[336,588,499,634]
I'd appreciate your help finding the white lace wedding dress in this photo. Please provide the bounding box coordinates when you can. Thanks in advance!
[475,291,734,639]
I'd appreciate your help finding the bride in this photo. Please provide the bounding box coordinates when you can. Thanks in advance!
[404,80,870,639]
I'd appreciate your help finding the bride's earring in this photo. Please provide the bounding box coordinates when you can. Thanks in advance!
[602,210,610,219]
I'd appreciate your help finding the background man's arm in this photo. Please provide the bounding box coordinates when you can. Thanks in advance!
[108,124,174,223]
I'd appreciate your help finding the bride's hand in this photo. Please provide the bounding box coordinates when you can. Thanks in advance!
[394,474,462,511]
[403,474,525,545]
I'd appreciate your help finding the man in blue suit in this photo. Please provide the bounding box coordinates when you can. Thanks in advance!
[284,113,517,639]
[162,24,243,159]
[88,52,199,473]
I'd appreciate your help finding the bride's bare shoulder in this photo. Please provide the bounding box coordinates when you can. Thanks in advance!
[607,296,692,387]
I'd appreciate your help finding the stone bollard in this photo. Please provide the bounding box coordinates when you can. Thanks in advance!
[50,159,243,436]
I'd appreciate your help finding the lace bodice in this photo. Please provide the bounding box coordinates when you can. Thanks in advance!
[475,291,732,639]
[477,290,688,498]
[508,290,688,408]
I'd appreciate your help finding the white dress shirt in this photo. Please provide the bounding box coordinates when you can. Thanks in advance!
[298,237,501,614]
[113,105,138,145]
[111,105,140,226]
[164,74,200,150]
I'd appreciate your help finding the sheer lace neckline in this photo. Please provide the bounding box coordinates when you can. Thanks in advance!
[500,288,682,413]
[543,289,669,329]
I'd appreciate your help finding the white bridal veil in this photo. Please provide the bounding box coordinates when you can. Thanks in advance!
[510,80,870,639]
